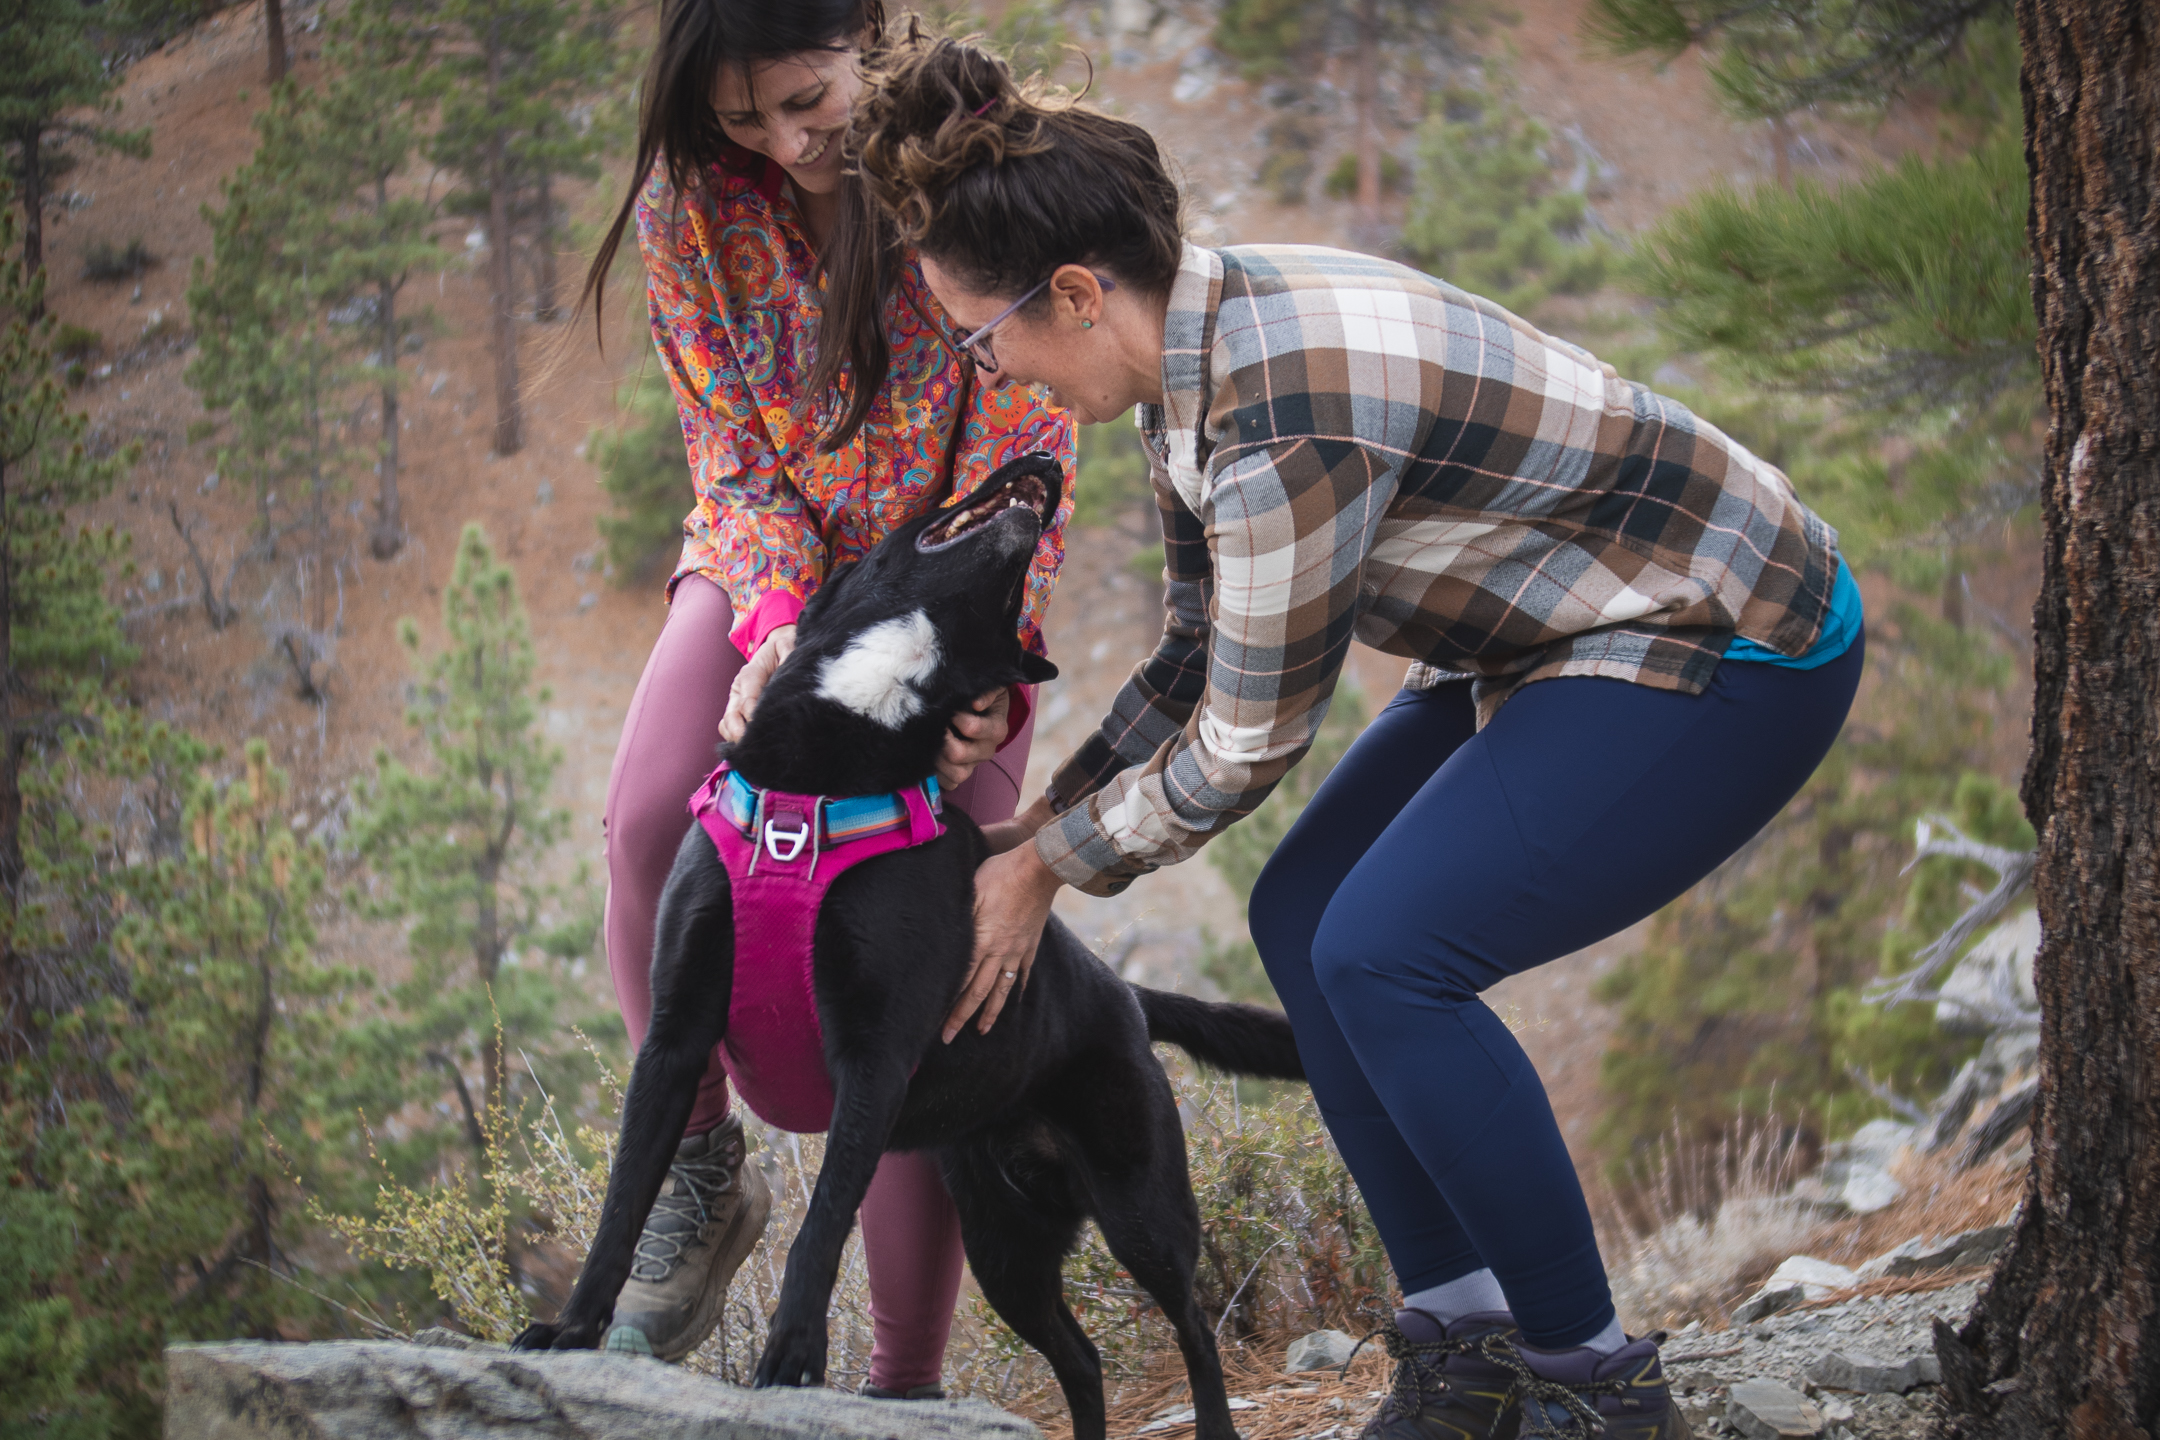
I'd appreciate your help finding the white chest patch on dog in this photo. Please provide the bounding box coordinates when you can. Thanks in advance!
[815,610,941,728]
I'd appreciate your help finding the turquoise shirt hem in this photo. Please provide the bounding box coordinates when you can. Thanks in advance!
[1725,558,1863,669]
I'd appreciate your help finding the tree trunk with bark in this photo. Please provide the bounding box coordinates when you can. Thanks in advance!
[371,266,404,559]
[16,129,45,320]
[1933,0,2160,1433]
[264,0,288,84]
[534,172,558,323]
[1352,0,1381,237]
[485,29,523,458]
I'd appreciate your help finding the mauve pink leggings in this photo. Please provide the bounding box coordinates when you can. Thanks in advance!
[602,576,1034,1391]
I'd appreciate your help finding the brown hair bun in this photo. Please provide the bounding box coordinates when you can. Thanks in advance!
[853,23,1184,302]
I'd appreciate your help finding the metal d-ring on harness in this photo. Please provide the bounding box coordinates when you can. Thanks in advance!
[746,786,828,881]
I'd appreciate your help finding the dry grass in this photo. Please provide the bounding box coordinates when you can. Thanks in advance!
[326,1048,1390,1426]
[328,1048,2024,1434]
[1592,1116,2025,1335]
[1022,1336,1397,1440]
[1595,1121,1819,1332]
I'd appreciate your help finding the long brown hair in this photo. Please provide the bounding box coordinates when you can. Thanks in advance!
[853,24,1184,307]
[579,0,896,450]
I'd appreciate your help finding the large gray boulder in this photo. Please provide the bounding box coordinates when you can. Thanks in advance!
[165,1340,1044,1440]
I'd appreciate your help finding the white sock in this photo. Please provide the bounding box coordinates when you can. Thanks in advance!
[1578,1315,1628,1355]
[1402,1269,1508,1324]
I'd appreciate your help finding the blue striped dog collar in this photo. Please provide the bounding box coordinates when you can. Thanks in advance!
[712,767,944,853]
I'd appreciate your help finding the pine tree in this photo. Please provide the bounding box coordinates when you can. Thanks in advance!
[187,69,438,691]
[186,86,355,560]
[1622,27,2033,574]
[1585,0,2009,120]
[348,524,597,1155]
[308,3,439,560]
[1938,0,2160,1427]
[428,0,625,454]
[0,187,132,925]
[0,0,152,310]
[1213,0,1462,231]
[590,365,690,583]
[3,722,408,1435]
[1399,69,1610,316]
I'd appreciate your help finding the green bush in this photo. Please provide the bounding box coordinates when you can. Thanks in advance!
[80,237,153,282]
[1400,74,1610,316]
[1071,421,1153,530]
[51,323,101,359]
[1322,149,1408,199]
[591,367,691,585]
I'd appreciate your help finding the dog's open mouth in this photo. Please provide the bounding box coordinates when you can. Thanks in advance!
[916,466,1056,552]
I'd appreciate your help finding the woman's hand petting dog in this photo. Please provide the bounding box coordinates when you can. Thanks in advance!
[723,626,1007,789]
[937,687,1011,790]
[720,623,798,742]
[946,840,1063,1042]
[979,794,1055,856]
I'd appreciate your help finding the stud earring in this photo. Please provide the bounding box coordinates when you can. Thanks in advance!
[1080,319,1094,329]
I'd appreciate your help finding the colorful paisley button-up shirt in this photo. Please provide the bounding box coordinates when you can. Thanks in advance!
[638,155,1076,658]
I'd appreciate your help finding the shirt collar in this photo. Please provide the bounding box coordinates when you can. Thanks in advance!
[1143,243,1224,512]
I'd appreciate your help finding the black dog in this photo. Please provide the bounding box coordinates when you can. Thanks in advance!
[514,453,1304,1440]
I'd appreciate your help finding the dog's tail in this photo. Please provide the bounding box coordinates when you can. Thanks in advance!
[1135,987,1305,1080]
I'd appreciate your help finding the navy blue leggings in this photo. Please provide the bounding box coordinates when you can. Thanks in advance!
[1249,636,1864,1348]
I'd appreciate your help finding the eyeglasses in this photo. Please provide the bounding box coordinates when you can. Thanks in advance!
[951,271,1118,373]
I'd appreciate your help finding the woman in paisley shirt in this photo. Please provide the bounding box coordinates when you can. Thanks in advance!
[573,0,1075,1381]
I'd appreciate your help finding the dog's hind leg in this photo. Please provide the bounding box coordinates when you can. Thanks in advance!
[515,831,736,1352]
[944,1146,1108,1440]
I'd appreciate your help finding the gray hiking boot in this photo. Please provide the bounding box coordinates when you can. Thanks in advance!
[1492,1332,1692,1440]
[1354,1308,1522,1440]
[603,1114,772,1362]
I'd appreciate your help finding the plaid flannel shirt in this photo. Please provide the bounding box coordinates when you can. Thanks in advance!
[1036,243,1840,897]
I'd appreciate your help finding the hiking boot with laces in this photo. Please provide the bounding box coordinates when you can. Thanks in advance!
[604,1114,772,1362]
[1487,1332,1692,1440]
[1352,1308,1523,1440]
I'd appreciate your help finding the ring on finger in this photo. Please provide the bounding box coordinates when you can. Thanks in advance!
[1001,969,1017,981]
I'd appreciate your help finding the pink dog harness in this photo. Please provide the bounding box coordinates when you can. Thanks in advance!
[688,763,947,1133]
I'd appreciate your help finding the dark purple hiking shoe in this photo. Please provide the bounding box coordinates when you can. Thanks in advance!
[1352,1308,1522,1440]
[1489,1333,1692,1440]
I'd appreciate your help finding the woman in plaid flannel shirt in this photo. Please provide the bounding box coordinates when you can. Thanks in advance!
[569,0,1075,1384]
[862,32,1863,1440]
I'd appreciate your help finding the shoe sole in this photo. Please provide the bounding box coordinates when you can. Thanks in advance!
[619,1153,776,1364]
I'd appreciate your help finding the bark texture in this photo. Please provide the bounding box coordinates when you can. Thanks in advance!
[1934,1,2160,1434]
[485,28,522,458]
[265,0,288,84]
[16,129,45,318]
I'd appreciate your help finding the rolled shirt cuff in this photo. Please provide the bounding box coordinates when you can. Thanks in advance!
[1033,799,1141,897]
[728,588,806,660]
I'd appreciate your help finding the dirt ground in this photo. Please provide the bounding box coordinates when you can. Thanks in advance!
[34,0,1994,1298]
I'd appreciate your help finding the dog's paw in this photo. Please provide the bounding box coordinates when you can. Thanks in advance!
[510,1322,562,1351]
[751,1322,828,1388]
[511,1317,604,1351]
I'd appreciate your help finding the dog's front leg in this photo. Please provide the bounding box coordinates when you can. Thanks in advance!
[752,1058,913,1387]
[514,840,734,1352]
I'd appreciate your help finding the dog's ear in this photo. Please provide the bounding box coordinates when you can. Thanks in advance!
[1016,651,1059,685]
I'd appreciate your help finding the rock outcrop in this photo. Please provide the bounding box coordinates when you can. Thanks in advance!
[164,1339,1044,1440]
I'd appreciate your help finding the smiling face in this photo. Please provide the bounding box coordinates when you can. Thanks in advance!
[711,45,863,196]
